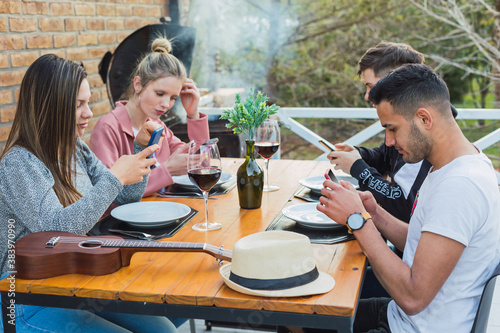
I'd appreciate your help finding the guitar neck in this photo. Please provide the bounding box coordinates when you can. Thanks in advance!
[101,239,232,263]
[102,239,204,250]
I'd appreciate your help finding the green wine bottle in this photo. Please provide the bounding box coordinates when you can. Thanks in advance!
[237,140,264,209]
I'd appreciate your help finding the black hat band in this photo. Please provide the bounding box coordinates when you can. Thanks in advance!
[229,267,319,291]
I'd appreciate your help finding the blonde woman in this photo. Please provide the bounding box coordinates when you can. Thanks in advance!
[91,36,210,197]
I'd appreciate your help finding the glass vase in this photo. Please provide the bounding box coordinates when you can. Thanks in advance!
[237,140,264,209]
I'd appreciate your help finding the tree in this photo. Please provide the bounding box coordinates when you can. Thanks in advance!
[187,0,406,107]
[187,0,499,106]
[409,0,500,106]
[185,0,500,159]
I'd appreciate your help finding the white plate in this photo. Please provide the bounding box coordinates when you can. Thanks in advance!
[172,172,234,188]
[111,202,191,228]
[299,175,359,193]
[282,203,343,230]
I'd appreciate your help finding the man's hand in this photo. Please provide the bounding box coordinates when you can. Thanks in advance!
[317,180,366,225]
[358,190,379,217]
[334,143,355,152]
[327,143,362,174]
[110,145,159,185]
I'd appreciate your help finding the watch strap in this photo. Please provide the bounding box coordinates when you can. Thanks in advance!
[361,212,372,221]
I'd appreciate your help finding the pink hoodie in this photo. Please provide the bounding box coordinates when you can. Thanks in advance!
[90,101,210,197]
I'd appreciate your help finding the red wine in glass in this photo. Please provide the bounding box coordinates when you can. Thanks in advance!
[188,167,221,191]
[255,142,280,159]
[255,119,280,192]
[188,140,222,231]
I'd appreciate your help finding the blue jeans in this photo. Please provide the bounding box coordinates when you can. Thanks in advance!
[0,273,178,332]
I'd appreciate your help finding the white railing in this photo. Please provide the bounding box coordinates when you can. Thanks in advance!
[200,107,500,185]
[201,107,500,182]
[201,107,500,157]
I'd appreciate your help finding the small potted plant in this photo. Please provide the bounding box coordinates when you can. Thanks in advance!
[221,88,279,209]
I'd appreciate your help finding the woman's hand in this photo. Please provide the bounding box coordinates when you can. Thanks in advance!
[134,119,165,147]
[164,144,189,176]
[110,145,159,185]
[180,78,200,119]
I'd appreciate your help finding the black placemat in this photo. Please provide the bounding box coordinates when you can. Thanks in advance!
[266,212,355,244]
[88,207,198,239]
[158,177,236,198]
[294,186,322,202]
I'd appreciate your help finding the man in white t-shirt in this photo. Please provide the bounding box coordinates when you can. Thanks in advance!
[317,64,500,332]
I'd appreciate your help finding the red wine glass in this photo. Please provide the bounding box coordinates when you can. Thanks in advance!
[255,118,280,192]
[188,140,222,231]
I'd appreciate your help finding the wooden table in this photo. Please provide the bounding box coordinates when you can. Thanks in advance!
[0,158,366,332]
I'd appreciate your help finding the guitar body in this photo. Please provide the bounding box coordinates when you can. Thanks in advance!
[14,231,232,279]
[15,231,125,279]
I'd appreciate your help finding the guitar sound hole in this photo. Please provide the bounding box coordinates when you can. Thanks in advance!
[79,240,103,249]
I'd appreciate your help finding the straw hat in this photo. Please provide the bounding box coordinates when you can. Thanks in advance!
[220,230,335,297]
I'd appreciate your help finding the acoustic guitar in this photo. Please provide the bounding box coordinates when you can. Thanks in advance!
[14,231,232,280]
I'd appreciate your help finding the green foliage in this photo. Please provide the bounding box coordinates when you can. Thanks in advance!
[188,0,499,164]
[220,87,280,140]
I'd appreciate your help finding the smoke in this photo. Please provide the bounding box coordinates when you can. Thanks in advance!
[187,0,295,95]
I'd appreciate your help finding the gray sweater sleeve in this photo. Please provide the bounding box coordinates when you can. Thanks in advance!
[1,143,146,235]
[78,140,147,205]
[1,147,120,235]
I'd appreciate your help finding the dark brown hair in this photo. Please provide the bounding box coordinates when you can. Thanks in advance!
[357,42,425,78]
[1,54,88,206]
[369,64,451,120]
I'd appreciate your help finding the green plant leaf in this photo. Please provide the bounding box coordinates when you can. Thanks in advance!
[220,87,279,140]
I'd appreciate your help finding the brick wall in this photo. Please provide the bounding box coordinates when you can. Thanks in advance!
[0,0,170,149]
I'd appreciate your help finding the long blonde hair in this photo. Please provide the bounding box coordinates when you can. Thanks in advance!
[1,54,87,207]
[122,36,187,99]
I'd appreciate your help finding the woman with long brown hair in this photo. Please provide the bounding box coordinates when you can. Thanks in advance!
[0,54,176,332]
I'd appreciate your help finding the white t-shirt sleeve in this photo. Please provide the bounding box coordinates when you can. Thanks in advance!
[420,176,486,246]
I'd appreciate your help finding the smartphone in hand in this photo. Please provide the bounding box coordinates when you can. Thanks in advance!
[147,127,164,169]
[319,139,336,151]
[324,169,339,184]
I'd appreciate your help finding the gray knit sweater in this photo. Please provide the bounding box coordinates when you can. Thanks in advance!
[0,140,148,274]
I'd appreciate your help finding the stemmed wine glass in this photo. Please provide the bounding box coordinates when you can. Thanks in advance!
[255,118,280,192]
[188,140,222,231]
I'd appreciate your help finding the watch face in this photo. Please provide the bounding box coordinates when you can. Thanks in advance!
[348,214,365,230]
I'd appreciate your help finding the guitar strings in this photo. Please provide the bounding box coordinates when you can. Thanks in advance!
[52,237,213,249]
[44,237,232,260]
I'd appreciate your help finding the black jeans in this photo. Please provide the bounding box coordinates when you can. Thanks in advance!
[360,267,390,299]
[353,298,392,333]
[281,297,392,333]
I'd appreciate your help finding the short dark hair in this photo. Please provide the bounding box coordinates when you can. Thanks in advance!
[357,42,425,78]
[368,64,451,119]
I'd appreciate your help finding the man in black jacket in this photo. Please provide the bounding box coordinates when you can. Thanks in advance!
[328,42,457,222]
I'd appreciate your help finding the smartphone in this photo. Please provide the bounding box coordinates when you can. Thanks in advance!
[319,139,336,151]
[204,137,219,145]
[146,127,164,168]
[324,169,339,184]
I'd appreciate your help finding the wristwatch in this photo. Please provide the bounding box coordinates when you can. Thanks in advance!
[346,212,372,234]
